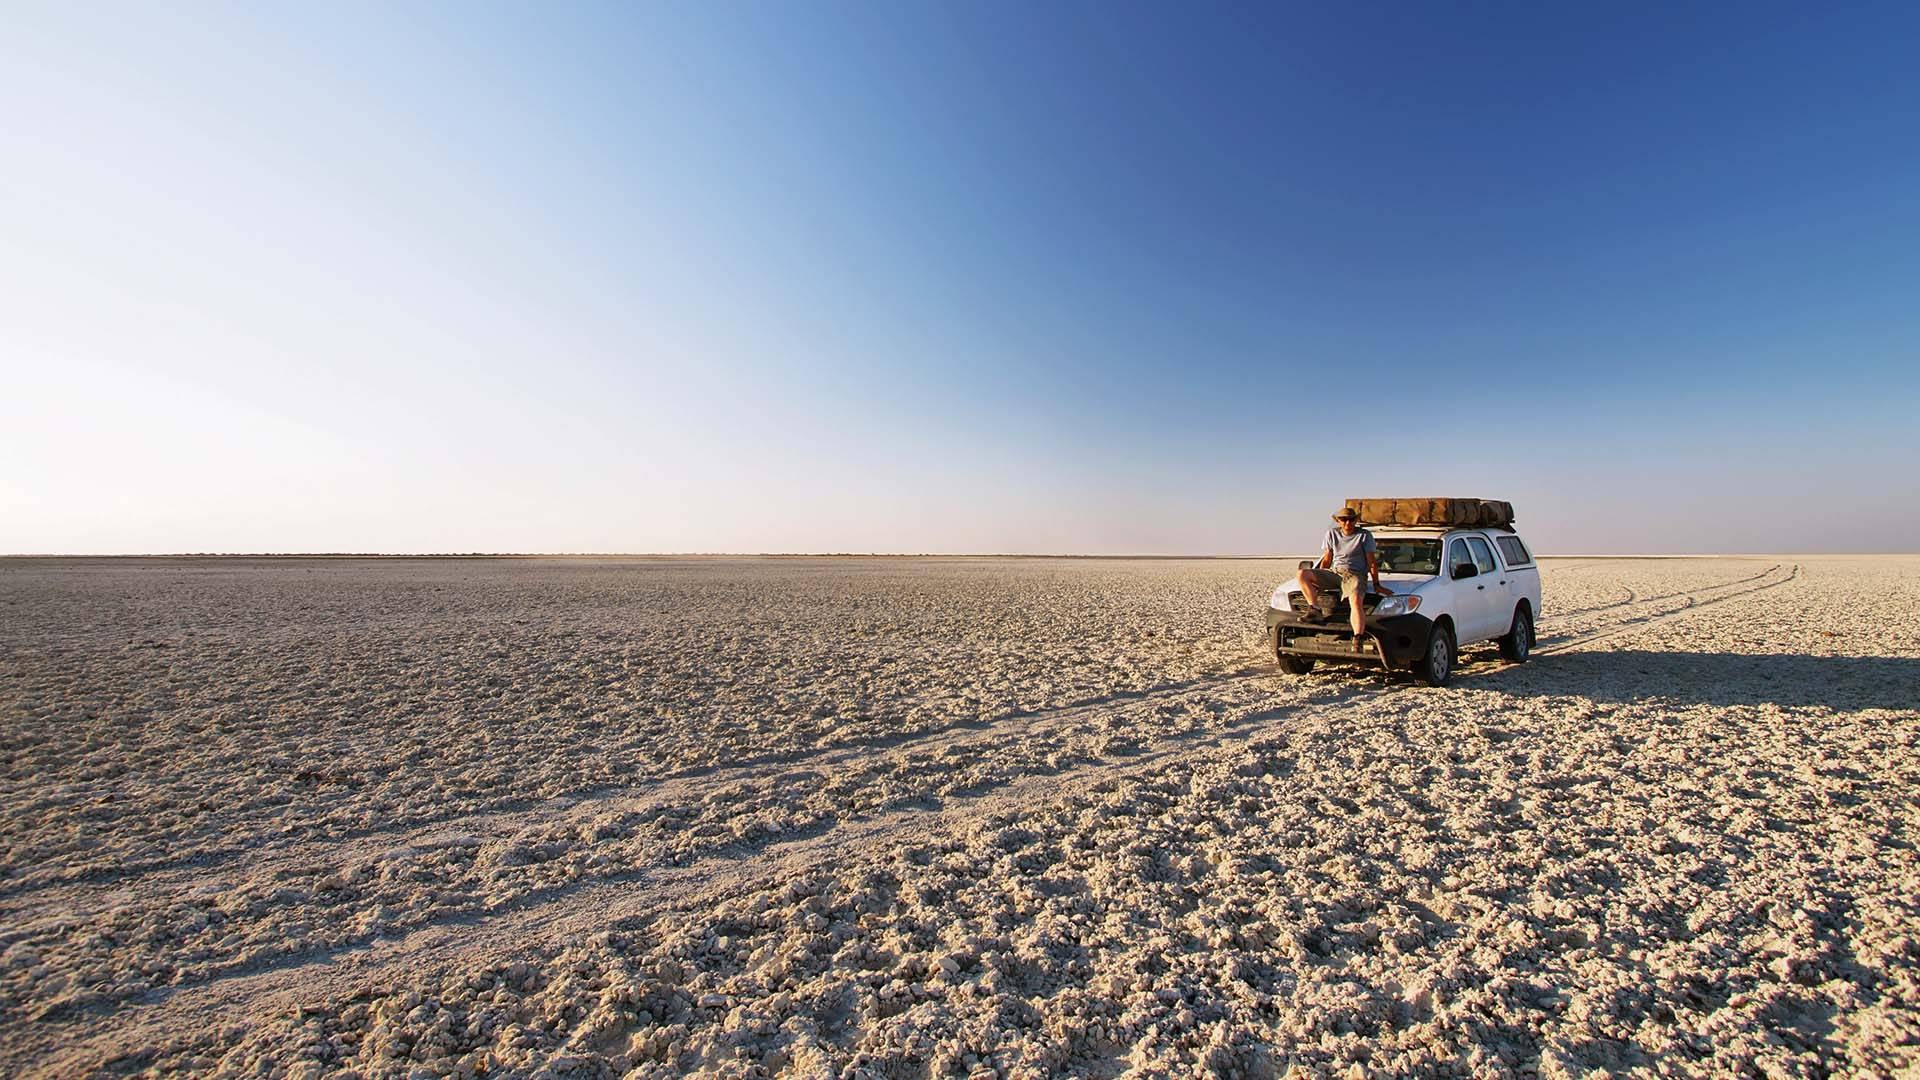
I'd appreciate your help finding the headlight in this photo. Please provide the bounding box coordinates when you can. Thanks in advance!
[1271,585,1300,608]
[1371,594,1422,617]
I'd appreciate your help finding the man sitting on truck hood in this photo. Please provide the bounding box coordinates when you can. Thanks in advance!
[1298,507,1391,644]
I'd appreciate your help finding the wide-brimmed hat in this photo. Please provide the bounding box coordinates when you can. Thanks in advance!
[1332,507,1358,521]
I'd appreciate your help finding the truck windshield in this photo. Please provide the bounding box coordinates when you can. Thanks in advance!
[1376,539,1442,575]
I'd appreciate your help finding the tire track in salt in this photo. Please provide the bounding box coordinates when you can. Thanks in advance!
[0,669,1270,908]
[10,662,1333,1024]
[1632,562,1787,605]
[1534,562,1788,647]
[1526,558,1769,622]
[24,670,1406,1077]
[1537,563,1800,655]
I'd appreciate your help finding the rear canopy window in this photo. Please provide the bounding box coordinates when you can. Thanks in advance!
[1495,535,1532,567]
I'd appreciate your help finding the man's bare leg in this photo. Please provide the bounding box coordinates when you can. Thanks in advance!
[1297,568,1321,616]
[1347,578,1366,639]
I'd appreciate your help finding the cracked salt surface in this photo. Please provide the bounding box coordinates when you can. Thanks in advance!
[2,555,1916,1078]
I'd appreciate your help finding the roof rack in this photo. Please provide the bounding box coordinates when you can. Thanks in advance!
[1345,498,1515,530]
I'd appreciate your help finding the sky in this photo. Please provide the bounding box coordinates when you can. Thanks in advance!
[3,2,1916,555]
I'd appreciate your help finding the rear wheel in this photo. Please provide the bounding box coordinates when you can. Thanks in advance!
[1498,605,1533,663]
[1416,623,1455,686]
[1278,656,1316,676]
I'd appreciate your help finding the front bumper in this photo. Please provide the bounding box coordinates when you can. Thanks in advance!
[1265,608,1436,670]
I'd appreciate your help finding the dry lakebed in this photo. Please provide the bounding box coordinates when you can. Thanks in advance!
[2,555,1917,1078]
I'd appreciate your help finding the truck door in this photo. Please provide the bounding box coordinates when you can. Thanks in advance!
[1463,535,1504,640]
[1447,538,1491,642]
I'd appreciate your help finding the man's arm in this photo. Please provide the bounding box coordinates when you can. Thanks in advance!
[1368,550,1390,593]
[1365,535,1390,593]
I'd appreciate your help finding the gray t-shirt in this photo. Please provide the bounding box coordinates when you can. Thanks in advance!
[1323,527,1377,576]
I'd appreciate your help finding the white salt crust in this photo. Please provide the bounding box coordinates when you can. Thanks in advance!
[1,556,1915,1078]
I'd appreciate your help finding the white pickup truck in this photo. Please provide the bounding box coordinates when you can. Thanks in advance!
[1264,526,1543,686]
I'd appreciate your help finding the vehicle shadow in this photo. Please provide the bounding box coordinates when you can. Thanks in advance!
[1470,648,1920,711]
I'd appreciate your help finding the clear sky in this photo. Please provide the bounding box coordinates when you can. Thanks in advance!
[4,2,1916,555]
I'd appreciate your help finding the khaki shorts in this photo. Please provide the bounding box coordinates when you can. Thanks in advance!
[1302,567,1366,602]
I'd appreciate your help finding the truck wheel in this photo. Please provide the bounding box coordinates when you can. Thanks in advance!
[1416,623,1455,686]
[1278,656,1315,676]
[1498,605,1533,663]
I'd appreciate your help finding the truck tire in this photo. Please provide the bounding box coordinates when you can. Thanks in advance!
[1498,605,1533,663]
[1278,656,1315,676]
[1416,623,1455,686]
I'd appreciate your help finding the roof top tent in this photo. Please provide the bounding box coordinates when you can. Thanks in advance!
[1343,498,1515,531]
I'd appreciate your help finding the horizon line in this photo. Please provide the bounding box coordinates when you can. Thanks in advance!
[0,551,1897,560]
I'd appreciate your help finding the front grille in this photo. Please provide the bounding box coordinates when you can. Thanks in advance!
[1290,593,1373,616]
[1278,625,1387,665]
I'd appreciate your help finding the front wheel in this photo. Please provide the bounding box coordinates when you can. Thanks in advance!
[1416,623,1455,686]
[1278,656,1315,676]
[1498,606,1533,663]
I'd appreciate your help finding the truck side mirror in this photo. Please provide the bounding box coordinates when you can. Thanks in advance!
[1452,563,1479,580]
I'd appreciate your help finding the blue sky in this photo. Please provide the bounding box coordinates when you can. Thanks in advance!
[3,2,1915,554]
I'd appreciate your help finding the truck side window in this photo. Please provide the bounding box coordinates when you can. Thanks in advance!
[1449,540,1475,576]
[1466,536,1497,574]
